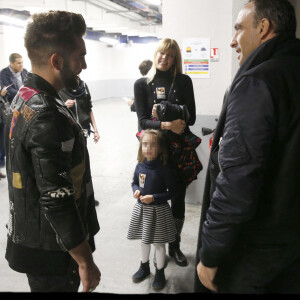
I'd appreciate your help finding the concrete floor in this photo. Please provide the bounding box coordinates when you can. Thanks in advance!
[0,98,202,295]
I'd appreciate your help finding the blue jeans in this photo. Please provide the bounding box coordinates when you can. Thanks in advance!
[0,122,5,168]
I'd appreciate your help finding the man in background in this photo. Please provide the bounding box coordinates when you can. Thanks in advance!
[0,53,28,176]
[0,53,28,103]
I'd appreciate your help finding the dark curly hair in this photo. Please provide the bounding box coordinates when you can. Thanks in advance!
[138,60,153,76]
[248,0,296,35]
[24,10,86,66]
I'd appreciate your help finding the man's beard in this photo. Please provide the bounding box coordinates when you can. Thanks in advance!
[60,60,79,90]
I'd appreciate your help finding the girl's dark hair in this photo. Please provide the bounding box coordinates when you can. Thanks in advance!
[249,0,296,35]
[24,10,86,66]
[137,129,169,165]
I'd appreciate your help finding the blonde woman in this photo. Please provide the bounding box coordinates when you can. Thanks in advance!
[134,38,198,267]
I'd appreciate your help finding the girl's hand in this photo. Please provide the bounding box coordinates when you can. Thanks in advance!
[140,195,154,204]
[65,99,76,108]
[93,131,100,143]
[170,119,186,135]
[152,104,159,119]
[134,190,141,199]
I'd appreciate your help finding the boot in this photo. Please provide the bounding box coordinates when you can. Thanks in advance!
[169,218,188,267]
[132,261,150,283]
[152,267,166,291]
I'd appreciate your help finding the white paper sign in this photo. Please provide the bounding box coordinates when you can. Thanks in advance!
[182,38,210,78]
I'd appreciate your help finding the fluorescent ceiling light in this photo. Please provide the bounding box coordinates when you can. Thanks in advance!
[145,0,161,5]
[0,15,28,27]
[93,26,129,32]
[99,37,119,45]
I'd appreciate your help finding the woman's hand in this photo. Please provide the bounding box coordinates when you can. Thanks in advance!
[134,190,141,199]
[169,119,186,135]
[93,131,100,143]
[65,99,76,108]
[152,104,159,119]
[140,195,154,204]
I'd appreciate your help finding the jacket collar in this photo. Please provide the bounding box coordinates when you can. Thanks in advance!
[23,72,66,107]
[231,34,298,91]
[24,73,58,97]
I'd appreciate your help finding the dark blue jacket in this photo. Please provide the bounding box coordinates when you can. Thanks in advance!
[0,66,28,103]
[197,34,300,271]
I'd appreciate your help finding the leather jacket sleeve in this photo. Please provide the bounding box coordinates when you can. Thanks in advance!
[25,105,87,251]
[200,76,276,267]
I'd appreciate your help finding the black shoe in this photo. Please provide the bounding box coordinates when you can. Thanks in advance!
[152,267,166,291]
[0,172,6,179]
[94,200,99,206]
[132,261,150,283]
[169,244,188,267]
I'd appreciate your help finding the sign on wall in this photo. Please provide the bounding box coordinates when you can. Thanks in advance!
[210,48,220,62]
[182,37,210,79]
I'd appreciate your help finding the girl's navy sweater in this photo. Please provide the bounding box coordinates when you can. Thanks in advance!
[131,159,178,205]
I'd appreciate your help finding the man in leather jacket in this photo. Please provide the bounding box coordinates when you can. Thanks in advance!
[5,11,100,293]
[195,0,300,294]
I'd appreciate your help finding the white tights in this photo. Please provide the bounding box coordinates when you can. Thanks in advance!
[141,243,165,270]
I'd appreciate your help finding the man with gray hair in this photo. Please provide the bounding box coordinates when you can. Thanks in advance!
[195,0,300,294]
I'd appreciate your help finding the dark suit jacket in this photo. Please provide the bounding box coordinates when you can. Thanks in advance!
[0,66,28,103]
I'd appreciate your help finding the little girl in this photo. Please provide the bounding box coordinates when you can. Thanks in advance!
[127,129,178,291]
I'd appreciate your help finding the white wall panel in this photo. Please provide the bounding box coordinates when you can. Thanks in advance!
[161,0,233,116]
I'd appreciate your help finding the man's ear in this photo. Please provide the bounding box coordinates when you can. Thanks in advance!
[258,18,276,41]
[50,53,64,71]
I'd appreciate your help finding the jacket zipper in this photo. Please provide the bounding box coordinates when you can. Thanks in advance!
[218,137,223,173]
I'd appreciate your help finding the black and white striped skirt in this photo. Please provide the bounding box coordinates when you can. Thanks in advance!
[127,202,177,244]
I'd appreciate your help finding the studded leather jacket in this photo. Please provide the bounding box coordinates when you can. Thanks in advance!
[5,73,99,252]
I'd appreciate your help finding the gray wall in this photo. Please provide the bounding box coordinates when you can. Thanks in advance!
[87,78,136,100]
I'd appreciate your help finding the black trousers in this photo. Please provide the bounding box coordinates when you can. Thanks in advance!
[200,242,300,294]
[26,259,80,292]
[0,122,5,168]
[170,183,186,219]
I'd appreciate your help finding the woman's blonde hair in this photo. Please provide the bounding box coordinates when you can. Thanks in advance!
[137,129,169,165]
[147,38,182,84]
